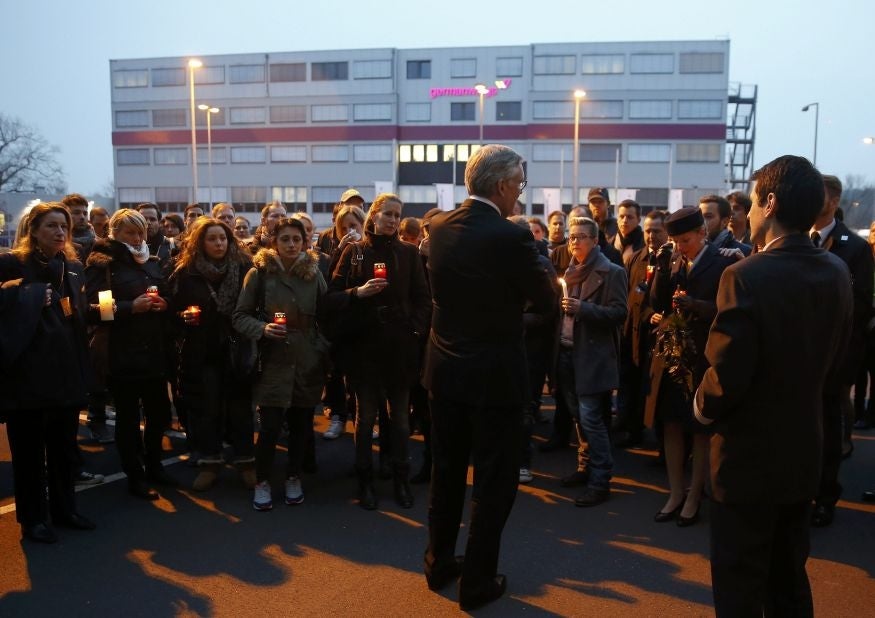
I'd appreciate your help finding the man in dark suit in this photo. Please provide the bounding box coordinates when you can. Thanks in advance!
[699,194,752,256]
[422,144,555,611]
[809,174,874,526]
[695,155,853,616]
[612,199,645,268]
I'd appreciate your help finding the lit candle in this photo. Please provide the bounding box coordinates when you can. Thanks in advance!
[373,262,387,279]
[98,290,114,321]
[645,265,655,285]
[558,277,568,298]
[274,312,287,325]
[146,285,159,298]
[184,305,201,326]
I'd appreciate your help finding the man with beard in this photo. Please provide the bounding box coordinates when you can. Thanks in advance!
[699,194,751,256]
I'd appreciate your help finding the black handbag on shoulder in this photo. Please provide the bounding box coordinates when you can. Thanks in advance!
[228,268,266,382]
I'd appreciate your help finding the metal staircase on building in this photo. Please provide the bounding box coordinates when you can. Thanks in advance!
[726,83,757,191]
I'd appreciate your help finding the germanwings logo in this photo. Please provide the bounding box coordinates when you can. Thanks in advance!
[429,80,512,99]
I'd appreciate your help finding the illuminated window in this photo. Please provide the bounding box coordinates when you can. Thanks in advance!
[399,145,411,163]
[425,144,439,162]
[412,144,425,162]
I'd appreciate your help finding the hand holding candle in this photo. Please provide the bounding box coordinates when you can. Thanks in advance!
[146,285,159,299]
[373,262,387,279]
[182,305,201,326]
[273,312,287,325]
[558,277,568,299]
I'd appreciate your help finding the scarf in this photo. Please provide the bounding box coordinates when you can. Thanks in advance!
[560,246,601,347]
[116,240,150,264]
[619,226,643,249]
[194,254,240,316]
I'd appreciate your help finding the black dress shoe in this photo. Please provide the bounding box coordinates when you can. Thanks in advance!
[146,468,179,487]
[654,503,683,523]
[862,490,875,502]
[22,523,58,544]
[560,470,589,487]
[459,574,507,611]
[676,503,701,527]
[811,503,834,527]
[425,555,464,591]
[129,480,160,501]
[574,487,610,507]
[54,512,96,530]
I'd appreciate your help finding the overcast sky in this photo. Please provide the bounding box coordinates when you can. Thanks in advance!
[3,0,873,195]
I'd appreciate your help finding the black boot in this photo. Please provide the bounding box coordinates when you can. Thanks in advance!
[356,465,378,510]
[393,463,414,508]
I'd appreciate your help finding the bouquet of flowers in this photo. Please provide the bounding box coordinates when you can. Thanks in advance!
[655,291,697,393]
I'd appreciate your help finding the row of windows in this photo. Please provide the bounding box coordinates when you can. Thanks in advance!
[532,52,724,75]
[118,186,358,214]
[115,99,723,130]
[529,142,722,163]
[117,144,396,166]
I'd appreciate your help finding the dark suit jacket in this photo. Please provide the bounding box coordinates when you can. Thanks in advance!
[823,220,874,382]
[423,199,555,407]
[624,246,656,367]
[696,235,853,504]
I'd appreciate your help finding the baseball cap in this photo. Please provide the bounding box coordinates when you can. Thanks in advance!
[587,187,610,202]
[340,189,364,203]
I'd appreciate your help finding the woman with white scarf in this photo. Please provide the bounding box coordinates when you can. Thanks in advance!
[85,209,177,501]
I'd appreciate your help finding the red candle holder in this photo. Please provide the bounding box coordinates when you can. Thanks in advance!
[274,312,287,325]
[146,285,159,298]
[645,265,655,285]
[373,263,387,279]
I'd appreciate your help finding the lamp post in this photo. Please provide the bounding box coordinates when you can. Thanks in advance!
[198,105,219,208]
[572,89,587,207]
[475,83,489,145]
[864,137,874,145]
[801,102,819,166]
[188,58,203,203]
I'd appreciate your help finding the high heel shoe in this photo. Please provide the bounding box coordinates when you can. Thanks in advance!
[653,502,683,523]
[676,503,701,527]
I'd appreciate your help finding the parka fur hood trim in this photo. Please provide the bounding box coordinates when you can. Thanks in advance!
[253,248,320,281]
[86,238,160,269]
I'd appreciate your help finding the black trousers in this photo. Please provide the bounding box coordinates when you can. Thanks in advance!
[425,397,521,596]
[256,406,312,481]
[710,500,813,618]
[109,377,171,481]
[817,391,844,506]
[6,407,80,526]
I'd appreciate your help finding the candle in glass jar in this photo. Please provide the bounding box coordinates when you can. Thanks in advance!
[373,262,387,279]
[146,285,159,298]
[184,305,201,326]
[558,277,568,298]
[98,290,114,321]
[273,312,287,325]
[645,265,655,285]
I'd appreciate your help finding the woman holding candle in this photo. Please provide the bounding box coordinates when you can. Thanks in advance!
[326,193,431,510]
[233,217,330,510]
[0,202,96,543]
[169,217,254,491]
[85,209,177,501]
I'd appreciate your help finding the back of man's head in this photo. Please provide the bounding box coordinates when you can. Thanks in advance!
[464,144,522,197]
[751,155,823,233]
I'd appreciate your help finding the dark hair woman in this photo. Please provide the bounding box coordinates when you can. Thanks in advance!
[85,208,177,501]
[169,217,255,491]
[233,217,330,511]
[0,202,95,542]
[326,193,431,510]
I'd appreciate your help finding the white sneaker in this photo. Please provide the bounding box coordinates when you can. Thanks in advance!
[75,471,105,486]
[284,476,304,505]
[252,481,273,511]
[323,416,344,440]
[519,468,534,484]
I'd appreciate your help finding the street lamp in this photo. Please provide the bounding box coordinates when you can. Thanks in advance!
[801,102,819,166]
[572,89,587,207]
[864,137,874,145]
[475,83,489,145]
[198,104,219,208]
[188,58,203,203]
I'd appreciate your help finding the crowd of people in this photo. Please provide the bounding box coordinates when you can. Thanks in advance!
[0,144,872,613]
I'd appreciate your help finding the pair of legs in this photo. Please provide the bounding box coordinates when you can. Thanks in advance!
[425,397,521,597]
[661,421,708,519]
[255,406,313,482]
[354,381,410,471]
[109,377,172,481]
[190,364,254,465]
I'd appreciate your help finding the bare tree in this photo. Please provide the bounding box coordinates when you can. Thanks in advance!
[0,113,67,193]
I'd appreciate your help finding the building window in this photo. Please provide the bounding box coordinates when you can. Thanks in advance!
[271,186,308,212]
[407,60,431,79]
[231,186,268,213]
[115,110,150,128]
[152,109,187,127]
[678,100,723,119]
[581,144,622,162]
[113,70,148,88]
[630,54,675,74]
[270,146,307,163]
[118,187,152,206]
[117,149,150,165]
[155,187,190,210]
[230,147,267,164]
[679,52,724,74]
[628,143,671,162]
[353,104,392,122]
[532,144,572,162]
[450,102,475,121]
[194,66,225,85]
[312,145,349,162]
[312,186,348,213]
[676,143,722,163]
[532,101,573,120]
[496,57,523,77]
[399,186,437,205]
[354,144,392,162]
[629,100,673,119]
[450,58,476,78]
[197,147,226,164]
[154,148,189,165]
[312,105,348,122]
[311,61,348,81]
[406,103,431,122]
[151,68,186,87]
[580,54,625,75]
[195,108,225,127]
[229,107,266,124]
[270,105,307,123]
[533,55,576,75]
[269,63,306,82]
[496,101,522,121]
[353,60,392,79]
[581,100,624,119]
[229,64,265,83]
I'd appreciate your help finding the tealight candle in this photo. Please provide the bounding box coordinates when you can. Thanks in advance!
[98,290,114,321]
[184,305,201,326]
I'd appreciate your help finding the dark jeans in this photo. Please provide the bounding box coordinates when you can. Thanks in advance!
[425,397,521,595]
[710,500,813,618]
[256,406,312,481]
[354,381,410,470]
[109,377,172,480]
[6,407,79,526]
[190,364,254,463]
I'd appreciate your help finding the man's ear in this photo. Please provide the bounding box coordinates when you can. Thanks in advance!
[764,193,778,218]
